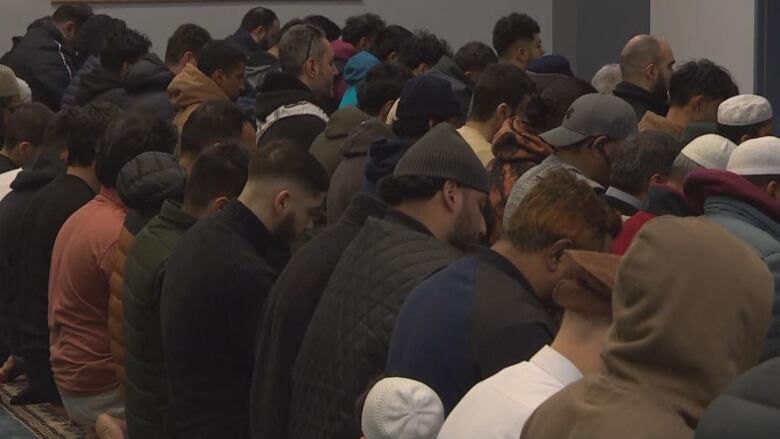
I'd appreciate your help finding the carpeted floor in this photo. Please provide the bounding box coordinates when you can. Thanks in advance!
[0,379,87,439]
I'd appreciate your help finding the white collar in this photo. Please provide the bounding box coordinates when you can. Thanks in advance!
[530,345,583,386]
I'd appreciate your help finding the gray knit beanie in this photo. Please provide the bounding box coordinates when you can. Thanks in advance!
[393,123,489,193]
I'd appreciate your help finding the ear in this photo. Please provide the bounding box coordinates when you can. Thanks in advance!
[441,180,460,212]
[767,180,780,201]
[463,70,478,83]
[304,57,319,78]
[644,63,657,81]
[387,52,399,63]
[545,239,573,272]
[64,22,77,39]
[16,141,32,157]
[590,135,608,158]
[427,118,438,130]
[358,36,370,50]
[120,61,130,76]
[210,196,231,213]
[211,68,226,84]
[273,190,292,215]
[690,95,705,113]
[182,51,195,67]
[649,173,668,185]
[495,103,511,123]
[740,134,752,144]
[379,100,395,123]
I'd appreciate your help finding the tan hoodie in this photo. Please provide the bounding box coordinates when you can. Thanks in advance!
[167,63,230,134]
[639,111,685,138]
[521,216,773,439]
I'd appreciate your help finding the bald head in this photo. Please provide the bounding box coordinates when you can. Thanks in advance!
[620,35,675,96]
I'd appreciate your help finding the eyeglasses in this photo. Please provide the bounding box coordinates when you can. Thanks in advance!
[305,32,315,61]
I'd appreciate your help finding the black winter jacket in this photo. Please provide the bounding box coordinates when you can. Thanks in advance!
[61,55,98,109]
[76,64,126,107]
[614,81,670,120]
[123,54,176,121]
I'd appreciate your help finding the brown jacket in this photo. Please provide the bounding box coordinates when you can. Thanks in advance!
[108,226,134,394]
[167,63,230,135]
[521,216,774,439]
[639,111,684,139]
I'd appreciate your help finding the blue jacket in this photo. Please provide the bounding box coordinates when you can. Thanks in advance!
[338,51,380,109]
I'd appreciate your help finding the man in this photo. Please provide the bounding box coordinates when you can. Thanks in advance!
[163,24,213,76]
[227,7,280,59]
[640,59,738,139]
[457,63,536,165]
[123,144,249,439]
[0,103,55,200]
[605,130,683,217]
[398,31,450,76]
[342,13,385,53]
[520,216,773,439]
[504,93,637,224]
[427,41,498,120]
[0,65,22,171]
[179,100,257,173]
[168,40,247,133]
[161,143,328,439]
[48,113,176,428]
[256,24,337,149]
[493,13,545,71]
[387,169,622,412]
[614,35,675,119]
[369,24,412,63]
[13,103,120,405]
[4,4,93,110]
[685,136,780,360]
[717,94,774,144]
[77,27,151,107]
[439,250,621,439]
[612,133,736,254]
[289,123,489,439]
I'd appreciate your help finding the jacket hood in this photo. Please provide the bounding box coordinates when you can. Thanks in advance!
[638,111,684,138]
[332,39,356,62]
[432,55,473,88]
[167,63,229,109]
[324,106,371,140]
[256,71,324,121]
[603,216,773,424]
[683,168,780,222]
[10,150,65,191]
[341,118,395,157]
[343,51,380,85]
[117,151,187,212]
[76,65,122,105]
[123,54,174,95]
[363,137,410,194]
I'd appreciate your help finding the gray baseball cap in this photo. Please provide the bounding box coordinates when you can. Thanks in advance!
[541,93,638,147]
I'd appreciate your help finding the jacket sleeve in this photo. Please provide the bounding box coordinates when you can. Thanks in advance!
[258,115,327,151]
[31,43,73,110]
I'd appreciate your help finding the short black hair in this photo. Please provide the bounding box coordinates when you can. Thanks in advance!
[378,175,446,205]
[42,107,79,156]
[392,118,446,140]
[492,13,541,58]
[66,102,123,167]
[357,63,412,117]
[342,13,385,47]
[96,114,177,188]
[454,42,498,75]
[304,15,341,41]
[669,59,739,107]
[4,103,54,150]
[609,130,682,196]
[240,7,278,32]
[540,77,597,132]
[717,119,773,144]
[185,142,250,210]
[100,28,151,73]
[52,4,93,30]
[370,25,413,62]
[251,140,329,194]
[398,31,451,70]
[181,100,249,158]
[470,63,535,122]
[196,40,247,77]
[274,18,305,46]
[75,15,126,65]
[164,23,212,66]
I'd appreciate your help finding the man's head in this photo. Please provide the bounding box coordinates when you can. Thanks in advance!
[303,15,341,42]
[164,24,212,74]
[240,7,279,50]
[393,76,462,140]
[184,142,250,216]
[609,130,682,199]
[492,13,544,70]
[454,41,498,84]
[717,94,774,144]
[357,63,412,121]
[279,24,338,98]
[180,100,255,172]
[370,25,413,63]
[41,107,79,161]
[727,136,780,201]
[66,102,123,168]
[96,113,177,188]
[619,35,675,98]
[379,123,490,248]
[196,40,247,101]
[540,77,598,132]
[541,93,638,186]
[669,59,739,124]
[668,134,737,188]
[469,63,537,136]
[52,4,93,44]
[397,31,450,76]
[2,103,55,165]
[591,63,622,96]
[342,13,386,52]
[100,27,151,76]
[74,15,126,66]
[0,65,21,144]
[240,141,329,244]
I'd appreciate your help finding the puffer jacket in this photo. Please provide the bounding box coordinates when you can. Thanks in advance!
[168,63,230,134]
[309,106,372,178]
[123,54,176,121]
[108,152,186,392]
[289,211,462,439]
[76,64,126,107]
[61,55,99,109]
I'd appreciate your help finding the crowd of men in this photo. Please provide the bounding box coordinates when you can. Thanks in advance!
[0,3,778,439]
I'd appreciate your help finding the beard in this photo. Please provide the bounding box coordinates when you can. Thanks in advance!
[271,212,297,246]
[650,73,669,100]
[448,208,483,251]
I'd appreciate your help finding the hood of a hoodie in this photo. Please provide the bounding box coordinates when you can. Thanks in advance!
[363,137,411,194]
[323,106,371,140]
[9,151,65,191]
[76,65,123,105]
[343,51,380,86]
[167,63,230,110]
[117,151,187,213]
[639,111,684,138]
[256,71,326,121]
[123,54,174,95]
[332,39,356,63]
[683,169,780,223]
[341,118,395,157]
[431,55,473,89]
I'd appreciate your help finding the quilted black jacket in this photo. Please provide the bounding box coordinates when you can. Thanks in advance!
[288,211,461,439]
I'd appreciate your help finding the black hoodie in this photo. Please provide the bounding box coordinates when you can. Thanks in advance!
[123,54,176,121]
[76,64,126,107]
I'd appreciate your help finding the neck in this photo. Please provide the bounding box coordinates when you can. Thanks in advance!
[0,149,19,167]
[238,187,274,233]
[66,164,100,193]
[666,106,690,128]
[393,200,449,241]
[555,148,598,182]
[181,200,208,219]
[551,312,610,375]
[491,240,552,301]
[465,119,498,143]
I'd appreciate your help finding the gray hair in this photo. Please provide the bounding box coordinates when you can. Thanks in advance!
[591,63,622,95]
[279,24,327,77]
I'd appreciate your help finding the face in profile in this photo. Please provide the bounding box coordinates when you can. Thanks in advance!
[219,64,247,101]
[315,38,338,98]
[450,187,488,248]
[273,186,325,243]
